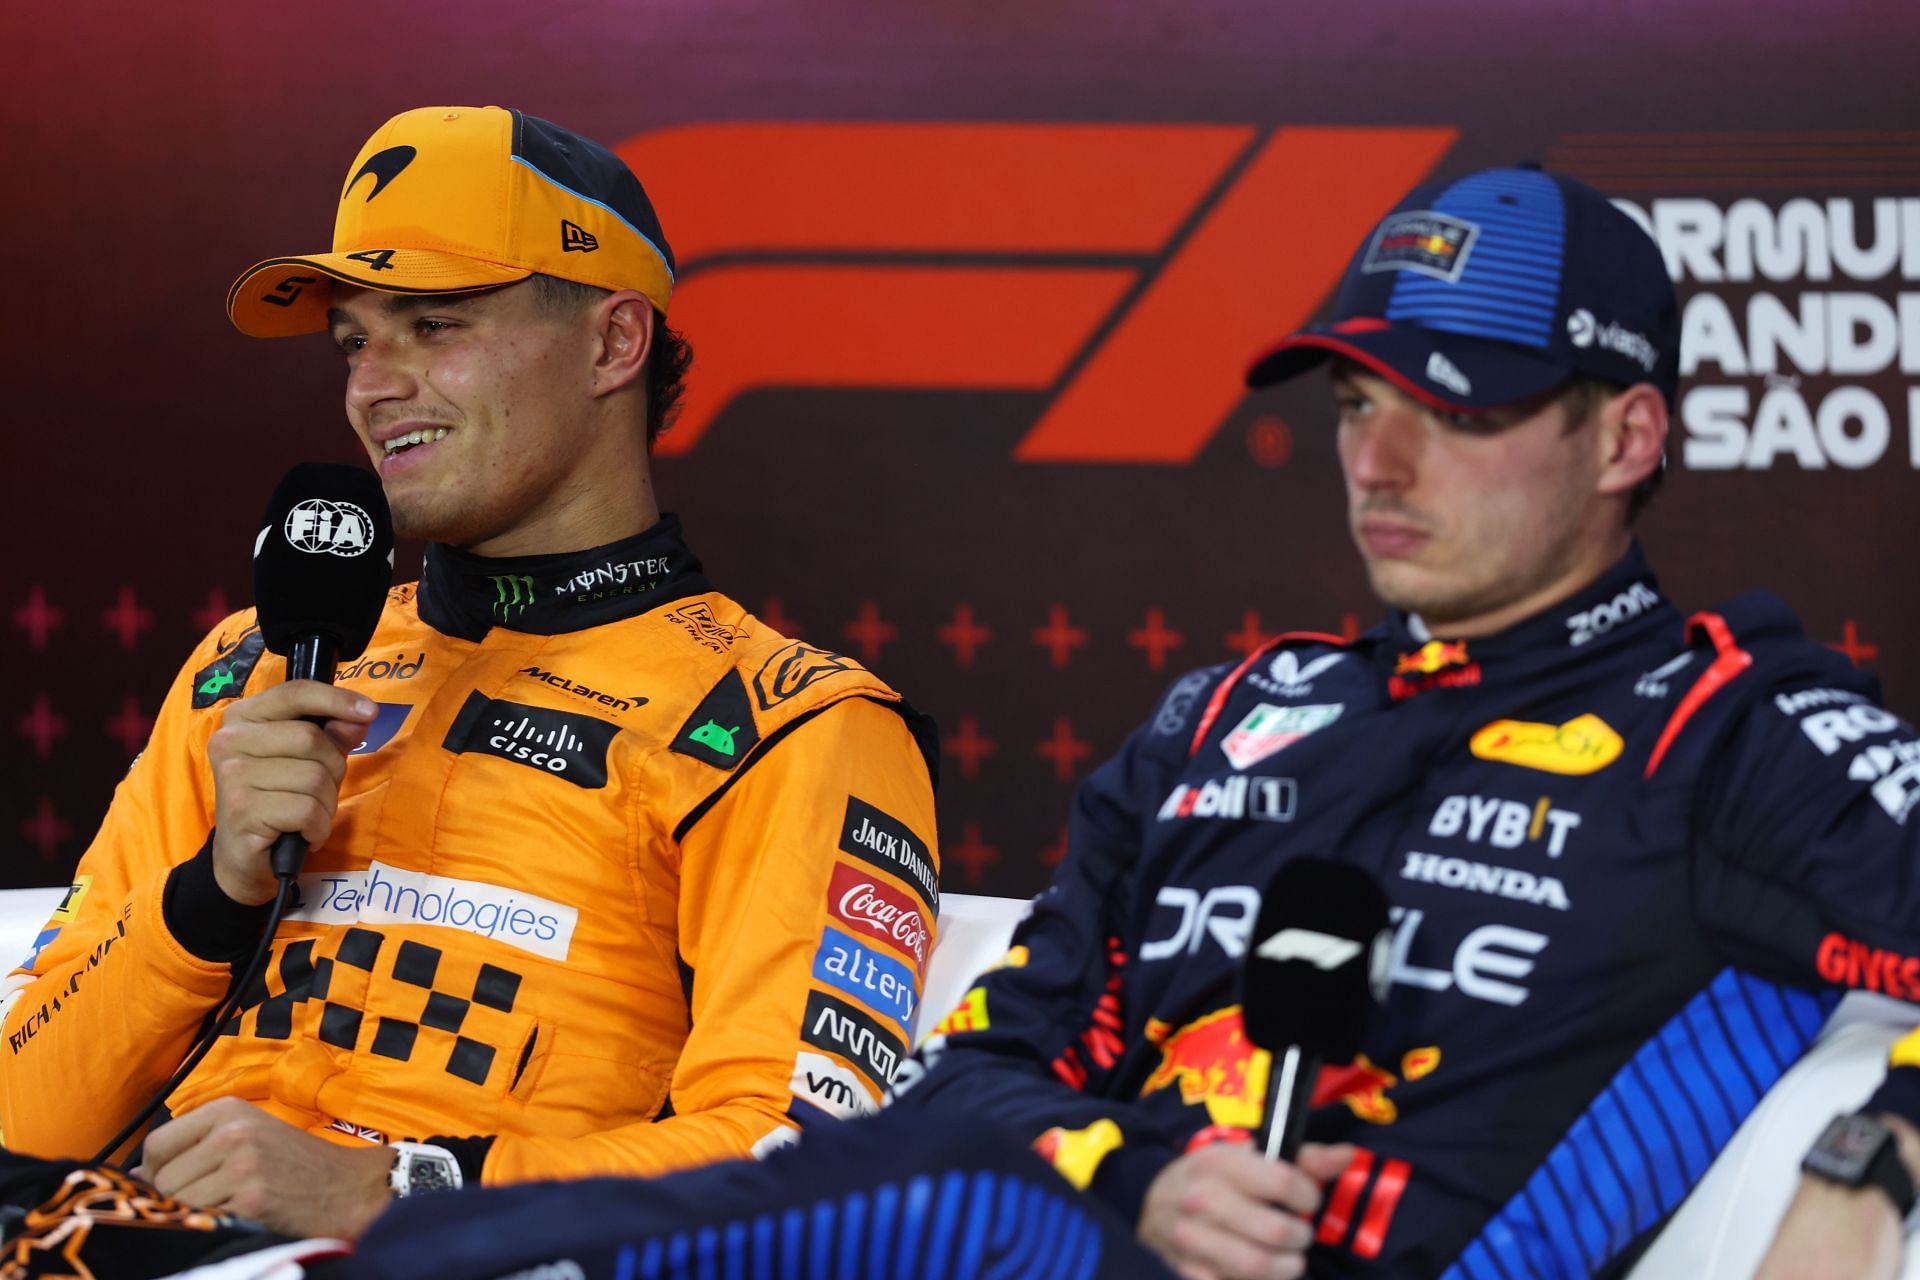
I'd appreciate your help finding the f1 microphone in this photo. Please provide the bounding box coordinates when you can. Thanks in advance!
[1240,857,1391,1162]
[252,463,394,878]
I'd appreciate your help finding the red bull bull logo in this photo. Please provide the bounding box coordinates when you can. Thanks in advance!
[1142,1005,1441,1130]
[1395,641,1471,676]
[1140,1007,1271,1129]
[1389,642,1481,701]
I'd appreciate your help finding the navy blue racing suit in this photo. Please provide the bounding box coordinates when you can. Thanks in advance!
[896,542,1920,1278]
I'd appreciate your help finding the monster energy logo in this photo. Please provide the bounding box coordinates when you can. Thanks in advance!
[490,574,537,621]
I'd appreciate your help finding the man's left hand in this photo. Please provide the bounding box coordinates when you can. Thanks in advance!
[137,1098,395,1240]
[1753,1111,1917,1280]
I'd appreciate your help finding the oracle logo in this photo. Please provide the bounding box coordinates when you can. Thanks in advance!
[828,861,929,968]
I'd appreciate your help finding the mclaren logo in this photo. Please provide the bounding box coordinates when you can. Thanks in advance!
[343,146,418,203]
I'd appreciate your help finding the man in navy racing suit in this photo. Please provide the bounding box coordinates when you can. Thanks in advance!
[887,167,1920,1279]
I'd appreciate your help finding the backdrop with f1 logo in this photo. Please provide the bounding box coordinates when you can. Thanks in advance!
[4,0,1916,896]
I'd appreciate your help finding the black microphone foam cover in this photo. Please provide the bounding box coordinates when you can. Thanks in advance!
[253,463,394,660]
[1240,857,1391,1064]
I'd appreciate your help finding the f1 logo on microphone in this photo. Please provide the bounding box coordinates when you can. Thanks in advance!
[1256,928,1361,970]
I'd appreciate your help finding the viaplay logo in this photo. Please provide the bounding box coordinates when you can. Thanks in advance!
[619,123,1458,463]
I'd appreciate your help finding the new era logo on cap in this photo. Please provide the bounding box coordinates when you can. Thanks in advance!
[561,219,598,253]
[1425,351,1471,397]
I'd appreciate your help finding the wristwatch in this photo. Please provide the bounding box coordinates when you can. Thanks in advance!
[387,1141,463,1198]
[1802,1112,1917,1216]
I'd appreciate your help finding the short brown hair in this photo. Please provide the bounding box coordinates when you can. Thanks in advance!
[1560,377,1664,521]
[529,274,693,449]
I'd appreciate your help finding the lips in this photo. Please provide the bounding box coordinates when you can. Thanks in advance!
[1358,520,1430,558]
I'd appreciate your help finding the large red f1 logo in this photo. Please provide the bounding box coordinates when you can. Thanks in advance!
[617,125,1457,463]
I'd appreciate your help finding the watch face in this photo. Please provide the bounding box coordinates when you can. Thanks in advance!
[1807,1114,1889,1183]
[408,1154,459,1193]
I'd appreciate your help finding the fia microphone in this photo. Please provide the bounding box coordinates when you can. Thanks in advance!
[252,463,394,878]
[1239,857,1391,1162]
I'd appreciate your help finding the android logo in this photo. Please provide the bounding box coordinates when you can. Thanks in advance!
[688,720,742,757]
[198,669,236,697]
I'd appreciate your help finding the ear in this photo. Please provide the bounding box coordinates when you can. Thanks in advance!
[1594,383,1668,499]
[587,290,656,398]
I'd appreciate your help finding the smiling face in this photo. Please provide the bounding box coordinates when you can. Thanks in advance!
[327,279,655,556]
[1331,361,1638,637]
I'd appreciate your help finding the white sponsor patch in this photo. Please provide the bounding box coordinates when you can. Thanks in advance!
[790,1050,879,1119]
[1219,703,1342,770]
[285,862,578,962]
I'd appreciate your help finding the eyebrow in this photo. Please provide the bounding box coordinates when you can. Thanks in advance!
[327,292,487,330]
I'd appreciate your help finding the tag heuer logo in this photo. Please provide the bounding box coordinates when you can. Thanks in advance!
[1220,703,1342,770]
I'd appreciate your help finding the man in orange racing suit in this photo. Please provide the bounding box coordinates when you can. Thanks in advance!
[0,105,939,1243]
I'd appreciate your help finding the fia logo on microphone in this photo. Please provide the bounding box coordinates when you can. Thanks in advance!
[283,499,375,557]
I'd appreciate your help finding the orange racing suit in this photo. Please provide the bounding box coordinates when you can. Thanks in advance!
[0,515,940,1186]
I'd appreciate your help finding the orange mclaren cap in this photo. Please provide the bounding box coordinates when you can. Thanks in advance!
[227,106,675,337]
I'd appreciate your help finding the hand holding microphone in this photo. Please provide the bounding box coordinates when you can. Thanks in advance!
[1136,859,1390,1280]
[1240,857,1392,1162]
[206,464,393,904]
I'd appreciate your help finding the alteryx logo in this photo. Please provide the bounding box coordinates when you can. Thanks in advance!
[811,926,917,1037]
[618,122,1457,464]
[442,692,619,787]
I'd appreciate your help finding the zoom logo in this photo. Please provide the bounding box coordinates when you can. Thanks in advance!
[442,692,620,788]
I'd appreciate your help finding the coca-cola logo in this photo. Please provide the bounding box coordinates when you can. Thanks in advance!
[828,861,929,968]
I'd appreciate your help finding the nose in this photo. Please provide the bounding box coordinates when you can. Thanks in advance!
[1341,404,1421,494]
[344,339,419,425]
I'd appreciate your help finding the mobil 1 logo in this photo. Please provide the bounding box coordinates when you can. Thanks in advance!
[442,692,619,788]
[839,797,938,913]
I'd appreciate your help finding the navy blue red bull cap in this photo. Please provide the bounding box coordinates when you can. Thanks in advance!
[1246,167,1679,412]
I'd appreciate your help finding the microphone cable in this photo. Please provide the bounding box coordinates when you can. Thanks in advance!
[90,870,299,1167]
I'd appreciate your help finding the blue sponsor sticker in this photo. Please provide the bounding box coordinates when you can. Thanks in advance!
[22,927,59,970]
[351,702,413,756]
[811,926,917,1036]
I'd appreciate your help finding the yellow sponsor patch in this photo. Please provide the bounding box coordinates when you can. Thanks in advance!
[51,875,92,924]
[932,986,990,1037]
[1470,714,1623,775]
[991,945,1030,972]
[1890,1027,1920,1070]
[1033,1119,1124,1190]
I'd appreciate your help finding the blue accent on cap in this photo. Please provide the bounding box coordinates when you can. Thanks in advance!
[1388,170,1566,350]
[509,155,678,283]
[1441,970,1837,1279]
